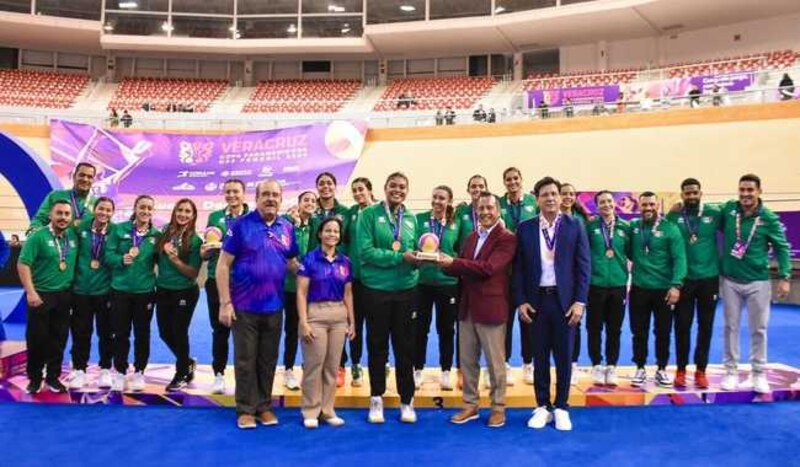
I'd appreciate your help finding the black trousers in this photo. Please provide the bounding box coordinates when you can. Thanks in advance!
[70,293,113,371]
[205,278,231,375]
[340,280,368,367]
[156,286,200,376]
[112,290,154,374]
[414,284,458,371]
[675,277,719,372]
[573,324,581,364]
[586,286,626,366]
[283,291,299,370]
[363,286,416,404]
[233,310,282,416]
[26,290,71,382]
[531,292,575,410]
[629,286,673,369]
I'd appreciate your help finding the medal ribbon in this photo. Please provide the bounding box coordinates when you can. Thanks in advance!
[50,226,68,265]
[735,208,761,256]
[429,216,445,239]
[131,224,145,249]
[541,214,562,253]
[681,203,704,239]
[601,216,615,251]
[384,202,404,243]
[642,215,662,253]
[90,225,107,260]
[70,190,89,221]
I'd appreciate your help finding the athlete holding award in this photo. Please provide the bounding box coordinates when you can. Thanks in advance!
[414,186,461,389]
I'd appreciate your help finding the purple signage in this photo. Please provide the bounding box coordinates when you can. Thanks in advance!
[49,119,367,224]
[526,85,620,108]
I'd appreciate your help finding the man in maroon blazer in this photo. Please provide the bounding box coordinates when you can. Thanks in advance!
[437,191,517,428]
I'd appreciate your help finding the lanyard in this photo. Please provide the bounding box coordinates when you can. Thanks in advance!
[642,215,662,254]
[541,214,561,252]
[384,202,404,242]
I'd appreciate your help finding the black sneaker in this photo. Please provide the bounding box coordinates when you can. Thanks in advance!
[186,358,197,384]
[46,378,68,393]
[26,379,42,394]
[166,374,188,392]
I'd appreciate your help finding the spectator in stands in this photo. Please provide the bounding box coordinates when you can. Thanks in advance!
[10,234,21,248]
[615,92,626,114]
[688,86,702,108]
[141,102,150,112]
[487,108,497,123]
[121,110,133,128]
[444,107,456,125]
[537,101,549,119]
[109,108,119,128]
[0,230,9,270]
[435,110,444,126]
[711,85,724,107]
[473,104,487,122]
[406,91,416,108]
[564,98,575,118]
[186,102,195,113]
[779,73,795,101]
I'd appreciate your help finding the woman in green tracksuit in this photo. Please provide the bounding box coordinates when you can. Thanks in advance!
[105,195,160,392]
[309,172,350,251]
[343,177,377,387]
[584,191,630,387]
[414,185,461,391]
[155,198,203,392]
[282,190,316,391]
[358,172,419,424]
[455,174,489,247]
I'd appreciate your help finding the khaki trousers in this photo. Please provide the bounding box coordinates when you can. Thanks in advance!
[459,315,507,411]
[301,301,348,419]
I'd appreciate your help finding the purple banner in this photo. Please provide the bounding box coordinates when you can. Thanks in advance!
[526,85,620,108]
[49,119,367,224]
[689,72,754,93]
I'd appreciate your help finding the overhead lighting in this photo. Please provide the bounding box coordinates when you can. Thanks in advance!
[118,1,138,9]
[287,24,297,33]
[400,5,416,12]
[494,6,506,13]
[103,24,113,31]
[341,28,351,34]
[161,21,173,32]
[228,25,237,32]
[328,5,345,13]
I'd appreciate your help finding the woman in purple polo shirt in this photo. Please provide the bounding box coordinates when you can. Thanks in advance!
[297,217,355,429]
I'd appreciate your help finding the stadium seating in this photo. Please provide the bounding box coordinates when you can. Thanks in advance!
[108,78,228,113]
[373,77,496,111]
[242,80,361,113]
[0,70,89,109]
[524,69,639,90]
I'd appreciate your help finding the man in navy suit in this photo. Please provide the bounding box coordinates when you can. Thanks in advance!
[513,176,591,431]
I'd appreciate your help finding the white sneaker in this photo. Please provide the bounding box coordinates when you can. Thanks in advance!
[368,396,385,424]
[655,369,673,387]
[111,373,126,392]
[69,370,87,390]
[483,369,492,389]
[323,415,345,427]
[605,366,618,387]
[554,408,573,431]
[284,369,300,390]
[631,368,647,387]
[303,418,319,429]
[527,406,553,429]
[129,371,146,392]
[591,365,605,385]
[440,370,453,390]
[752,374,771,394]
[571,362,579,385]
[98,369,112,389]
[721,372,739,391]
[414,369,423,389]
[505,362,515,386]
[523,363,534,385]
[212,373,226,394]
[400,402,417,423]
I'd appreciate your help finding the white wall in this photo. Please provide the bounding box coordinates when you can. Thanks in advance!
[333,60,361,80]
[561,13,800,72]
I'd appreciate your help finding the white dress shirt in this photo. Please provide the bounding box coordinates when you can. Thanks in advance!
[538,214,559,287]
[474,220,499,259]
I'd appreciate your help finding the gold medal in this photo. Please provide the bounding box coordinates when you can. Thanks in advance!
[688,234,698,244]
[129,246,140,257]
[73,219,82,227]
[391,240,401,252]
[605,249,614,258]
[164,243,175,255]
[90,259,100,269]
[545,249,555,261]
[59,261,68,272]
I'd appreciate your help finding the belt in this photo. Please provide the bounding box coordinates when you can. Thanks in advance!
[538,286,558,295]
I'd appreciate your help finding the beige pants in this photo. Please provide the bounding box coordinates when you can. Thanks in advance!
[459,315,507,411]
[301,301,348,419]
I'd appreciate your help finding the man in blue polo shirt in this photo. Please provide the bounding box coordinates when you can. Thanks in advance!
[217,179,299,429]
